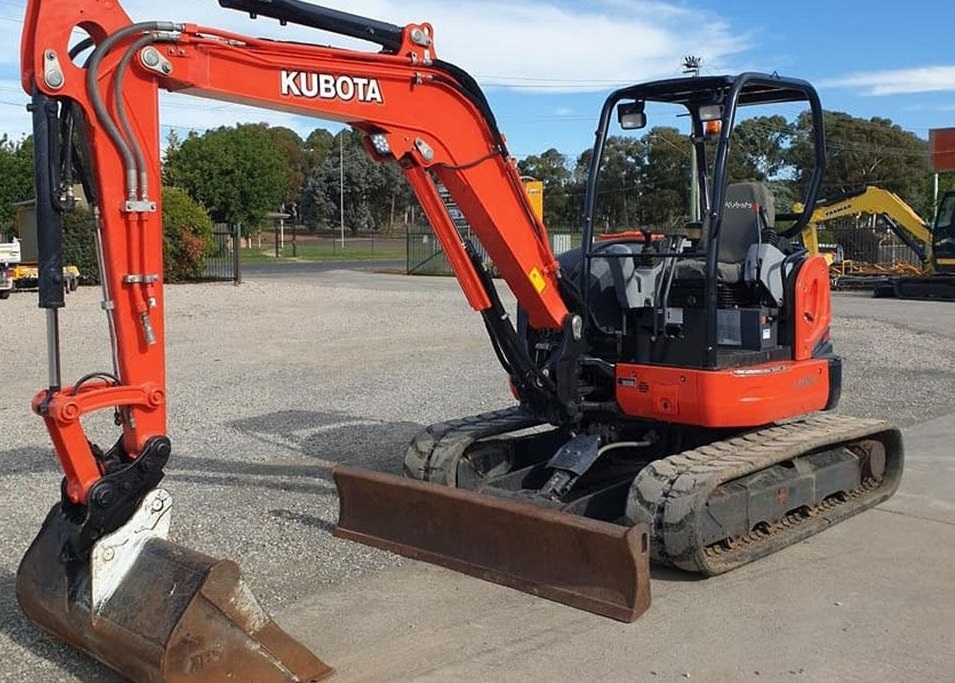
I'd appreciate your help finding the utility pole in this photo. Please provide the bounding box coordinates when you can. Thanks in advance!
[683,56,703,222]
[339,132,345,247]
[933,172,939,222]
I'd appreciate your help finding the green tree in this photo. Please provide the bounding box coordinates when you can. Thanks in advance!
[727,115,793,182]
[162,128,181,166]
[367,160,414,235]
[164,123,287,235]
[303,127,336,179]
[162,185,215,282]
[299,129,414,234]
[518,148,578,230]
[62,205,97,283]
[265,126,307,209]
[790,111,931,214]
[0,134,35,235]
[35,188,216,285]
[588,136,645,232]
[638,127,692,229]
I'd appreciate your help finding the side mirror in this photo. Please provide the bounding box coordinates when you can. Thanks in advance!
[617,101,646,130]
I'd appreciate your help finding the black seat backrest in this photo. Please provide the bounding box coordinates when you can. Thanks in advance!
[703,182,774,263]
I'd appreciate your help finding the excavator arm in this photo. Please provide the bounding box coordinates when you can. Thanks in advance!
[21,0,577,509]
[799,185,934,269]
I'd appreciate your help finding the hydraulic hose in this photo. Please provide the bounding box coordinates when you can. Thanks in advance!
[113,33,168,201]
[84,21,179,201]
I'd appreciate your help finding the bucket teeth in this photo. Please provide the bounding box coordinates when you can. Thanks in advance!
[17,494,333,682]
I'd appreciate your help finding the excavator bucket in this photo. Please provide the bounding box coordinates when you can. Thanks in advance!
[16,489,332,683]
[333,465,651,622]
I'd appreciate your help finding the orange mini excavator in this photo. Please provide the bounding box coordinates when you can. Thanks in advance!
[17,0,903,679]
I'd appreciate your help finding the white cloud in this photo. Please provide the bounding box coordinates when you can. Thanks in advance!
[118,0,749,88]
[824,65,955,95]
[2,0,751,139]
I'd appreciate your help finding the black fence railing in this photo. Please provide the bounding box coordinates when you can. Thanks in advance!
[205,225,240,283]
[406,229,574,276]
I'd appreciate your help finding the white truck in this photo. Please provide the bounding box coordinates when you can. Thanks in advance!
[0,237,21,300]
[12,202,81,293]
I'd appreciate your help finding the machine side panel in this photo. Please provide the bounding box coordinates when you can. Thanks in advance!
[614,359,832,428]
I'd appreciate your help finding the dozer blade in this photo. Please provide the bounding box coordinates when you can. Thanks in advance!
[333,465,651,622]
[17,489,333,683]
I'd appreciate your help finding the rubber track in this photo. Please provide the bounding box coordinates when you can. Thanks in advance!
[892,275,955,301]
[627,413,903,575]
[403,407,544,486]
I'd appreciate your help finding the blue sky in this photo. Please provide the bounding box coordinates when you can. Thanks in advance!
[2,0,954,161]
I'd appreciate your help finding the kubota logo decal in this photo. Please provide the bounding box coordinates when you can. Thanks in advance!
[280,70,383,104]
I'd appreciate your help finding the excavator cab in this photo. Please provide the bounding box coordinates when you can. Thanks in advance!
[573,74,827,372]
[889,189,955,298]
[932,191,955,267]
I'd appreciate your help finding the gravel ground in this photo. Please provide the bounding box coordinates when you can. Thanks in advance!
[0,273,952,681]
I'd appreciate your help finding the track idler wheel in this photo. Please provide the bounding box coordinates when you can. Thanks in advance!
[16,489,332,682]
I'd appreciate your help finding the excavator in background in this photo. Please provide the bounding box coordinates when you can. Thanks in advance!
[878,189,955,299]
[17,0,904,680]
[797,185,955,299]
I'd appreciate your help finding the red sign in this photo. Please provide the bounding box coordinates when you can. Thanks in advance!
[929,128,955,172]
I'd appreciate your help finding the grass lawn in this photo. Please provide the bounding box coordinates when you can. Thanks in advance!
[239,236,407,263]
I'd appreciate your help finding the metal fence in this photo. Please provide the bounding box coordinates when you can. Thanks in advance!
[406,229,575,276]
[204,224,240,283]
[824,229,923,268]
[407,176,576,276]
[809,221,929,289]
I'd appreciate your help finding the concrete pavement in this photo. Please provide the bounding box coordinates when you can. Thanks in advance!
[0,274,952,682]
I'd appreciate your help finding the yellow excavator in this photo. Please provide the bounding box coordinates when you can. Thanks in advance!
[886,188,955,299]
[796,185,955,299]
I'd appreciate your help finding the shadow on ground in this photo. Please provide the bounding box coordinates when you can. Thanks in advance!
[230,408,422,474]
[0,567,121,682]
[0,446,61,477]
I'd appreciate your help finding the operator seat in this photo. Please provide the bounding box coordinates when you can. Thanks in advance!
[676,181,774,284]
